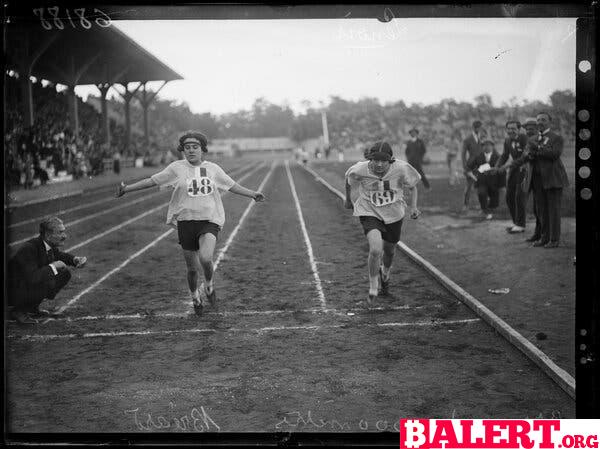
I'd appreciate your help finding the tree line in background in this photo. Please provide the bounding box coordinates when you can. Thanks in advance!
[140,89,575,153]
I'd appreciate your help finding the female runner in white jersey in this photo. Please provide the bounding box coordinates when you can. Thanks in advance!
[115,131,265,315]
[345,141,421,305]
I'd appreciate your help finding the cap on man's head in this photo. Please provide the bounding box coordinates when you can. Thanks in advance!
[366,141,394,161]
[409,127,419,135]
[482,140,495,148]
[472,120,483,129]
[523,117,537,127]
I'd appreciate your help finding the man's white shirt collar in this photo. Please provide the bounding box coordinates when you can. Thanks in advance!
[541,128,550,136]
[43,240,52,252]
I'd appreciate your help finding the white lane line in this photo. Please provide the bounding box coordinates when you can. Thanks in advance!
[56,230,175,313]
[284,160,326,310]
[63,202,170,253]
[37,304,444,322]
[299,162,576,400]
[51,162,268,316]
[11,318,481,342]
[7,162,252,235]
[213,161,275,270]
[10,194,140,229]
[8,191,167,247]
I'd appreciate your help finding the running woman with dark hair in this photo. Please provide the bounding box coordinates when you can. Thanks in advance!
[344,141,421,305]
[116,131,265,315]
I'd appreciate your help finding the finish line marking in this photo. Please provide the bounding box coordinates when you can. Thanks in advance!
[10,318,481,342]
[38,303,445,323]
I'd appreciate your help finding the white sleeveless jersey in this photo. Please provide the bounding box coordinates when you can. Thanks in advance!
[345,160,420,223]
[151,160,235,227]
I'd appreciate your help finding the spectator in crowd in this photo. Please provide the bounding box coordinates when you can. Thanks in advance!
[7,217,87,324]
[521,117,542,243]
[522,112,569,248]
[300,147,309,165]
[446,129,462,185]
[405,128,430,189]
[461,120,484,212]
[113,150,122,174]
[466,140,505,220]
[496,120,529,233]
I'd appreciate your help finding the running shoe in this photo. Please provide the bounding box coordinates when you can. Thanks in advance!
[367,293,376,307]
[204,283,217,307]
[379,267,390,296]
[192,298,204,316]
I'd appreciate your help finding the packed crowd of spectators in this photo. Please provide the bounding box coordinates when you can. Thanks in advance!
[5,75,158,190]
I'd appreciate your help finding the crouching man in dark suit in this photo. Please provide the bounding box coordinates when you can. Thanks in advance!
[8,217,87,324]
[466,140,505,220]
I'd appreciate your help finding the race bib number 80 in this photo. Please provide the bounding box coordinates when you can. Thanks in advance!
[187,177,214,196]
[370,190,397,206]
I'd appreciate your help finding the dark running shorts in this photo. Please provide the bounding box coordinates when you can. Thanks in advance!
[359,216,403,244]
[177,220,220,251]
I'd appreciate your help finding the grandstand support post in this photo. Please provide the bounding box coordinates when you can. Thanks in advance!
[137,81,169,147]
[17,32,59,127]
[53,53,101,139]
[19,77,34,128]
[96,83,111,148]
[116,82,142,156]
[69,85,79,140]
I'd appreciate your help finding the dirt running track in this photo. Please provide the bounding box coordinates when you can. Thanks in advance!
[6,158,574,433]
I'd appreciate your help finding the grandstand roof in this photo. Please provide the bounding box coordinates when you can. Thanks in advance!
[6,23,183,86]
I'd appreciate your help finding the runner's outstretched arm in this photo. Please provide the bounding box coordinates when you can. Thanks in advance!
[229,183,266,202]
[116,178,157,197]
[344,179,353,209]
[407,185,421,218]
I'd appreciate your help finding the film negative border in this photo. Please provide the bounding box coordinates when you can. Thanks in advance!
[575,16,598,419]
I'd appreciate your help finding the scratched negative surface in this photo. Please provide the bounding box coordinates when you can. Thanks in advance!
[5,161,574,432]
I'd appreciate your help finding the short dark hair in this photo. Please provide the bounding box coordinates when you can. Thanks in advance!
[505,120,521,129]
[365,141,395,162]
[472,120,482,129]
[177,131,208,152]
[536,111,552,121]
[39,217,62,237]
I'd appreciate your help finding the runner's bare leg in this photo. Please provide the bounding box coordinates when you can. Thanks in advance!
[366,229,383,295]
[198,233,217,291]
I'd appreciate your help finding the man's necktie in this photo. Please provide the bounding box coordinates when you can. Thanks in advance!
[47,249,55,263]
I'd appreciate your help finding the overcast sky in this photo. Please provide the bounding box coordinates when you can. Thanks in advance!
[77,18,576,115]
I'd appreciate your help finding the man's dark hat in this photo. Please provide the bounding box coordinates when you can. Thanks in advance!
[409,127,419,135]
[366,141,394,161]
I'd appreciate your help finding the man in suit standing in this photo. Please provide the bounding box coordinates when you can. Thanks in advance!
[496,120,529,233]
[405,128,430,189]
[8,217,87,324]
[461,120,484,212]
[522,118,542,242]
[466,140,504,220]
[526,112,570,248]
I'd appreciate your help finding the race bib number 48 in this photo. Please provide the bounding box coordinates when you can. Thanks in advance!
[187,177,213,196]
[370,190,397,206]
